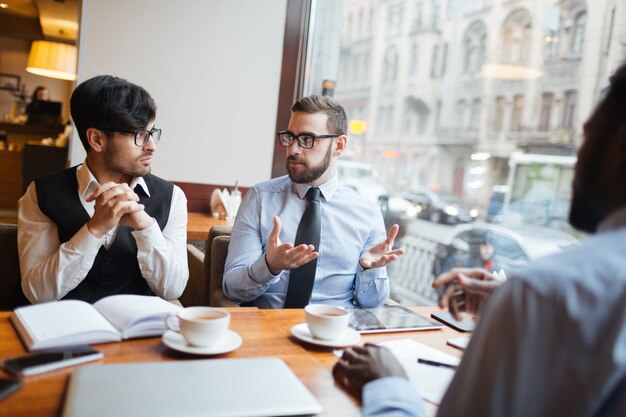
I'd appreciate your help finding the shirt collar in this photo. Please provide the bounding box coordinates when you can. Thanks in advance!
[77,160,151,199]
[293,170,339,202]
[597,205,626,233]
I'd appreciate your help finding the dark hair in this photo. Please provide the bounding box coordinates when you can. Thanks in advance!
[70,75,156,152]
[586,62,626,138]
[30,86,48,102]
[291,95,347,135]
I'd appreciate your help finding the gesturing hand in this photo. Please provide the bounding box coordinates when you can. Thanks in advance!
[264,216,319,275]
[432,268,502,321]
[86,182,144,238]
[333,344,407,399]
[359,224,405,269]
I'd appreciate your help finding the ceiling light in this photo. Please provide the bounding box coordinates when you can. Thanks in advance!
[0,3,8,8]
[26,40,77,81]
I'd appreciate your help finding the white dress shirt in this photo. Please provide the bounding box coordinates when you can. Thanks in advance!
[18,162,189,303]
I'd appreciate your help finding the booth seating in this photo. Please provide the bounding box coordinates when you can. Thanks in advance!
[182,225,237,307]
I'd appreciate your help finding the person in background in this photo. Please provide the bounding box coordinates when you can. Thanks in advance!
[223,95,404,309]
[333,62,626,417]
[18,75,188,304]
[25,86,50,117]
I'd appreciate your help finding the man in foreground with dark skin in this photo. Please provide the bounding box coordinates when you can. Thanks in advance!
[333,62,626,417]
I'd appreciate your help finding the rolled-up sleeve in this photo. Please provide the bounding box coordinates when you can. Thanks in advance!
[354,213,390,308]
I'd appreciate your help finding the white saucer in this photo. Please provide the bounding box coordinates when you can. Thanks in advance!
[290,323,361,348]
[162,330,242,355]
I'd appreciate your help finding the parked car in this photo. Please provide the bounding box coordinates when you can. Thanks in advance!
[432,222,579,277]
[377,194,418,241]
[403,187,479,225]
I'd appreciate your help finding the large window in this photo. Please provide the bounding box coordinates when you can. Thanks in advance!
[303,0,624,305]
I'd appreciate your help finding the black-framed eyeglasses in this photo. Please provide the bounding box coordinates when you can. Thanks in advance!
[97,127,162,147]
[277,131,339,149]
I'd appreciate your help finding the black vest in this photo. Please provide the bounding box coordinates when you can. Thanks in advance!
[35,166,174,303]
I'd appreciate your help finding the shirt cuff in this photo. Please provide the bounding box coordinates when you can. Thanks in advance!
[363,377,424,417]
[71,224,105,255]
[131,218,162,244]
[358,265,386,281]
[248,255,282,285]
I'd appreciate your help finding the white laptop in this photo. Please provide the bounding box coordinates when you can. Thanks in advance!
[62,357,322,417]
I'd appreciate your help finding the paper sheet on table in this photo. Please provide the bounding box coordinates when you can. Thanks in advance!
[378,339,460,405]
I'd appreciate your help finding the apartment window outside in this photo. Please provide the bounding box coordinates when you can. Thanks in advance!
[302,0,621,306]
[358,8,365,39]
[539,92,554,131]
[511,94,524,131]
[501,9,532,65]
[457,99,467,129]
[441,42,448,76]
[571,12,586,54]
[430,44,439,77]
[493,96,505,131]
[413,1,424,31]
[463,20,487,74]
[409,42,420,76]
[431,0,440,30]
[470,98,481,130]
[383,46,399,83]
[562,90,577,128]
[388,5,404,37]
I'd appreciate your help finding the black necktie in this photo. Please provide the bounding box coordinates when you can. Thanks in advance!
[283,187,321,308]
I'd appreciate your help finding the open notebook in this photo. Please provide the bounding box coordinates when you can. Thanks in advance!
[62,357,322,417]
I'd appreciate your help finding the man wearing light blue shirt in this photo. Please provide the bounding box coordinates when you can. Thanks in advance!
[223,95,404,309]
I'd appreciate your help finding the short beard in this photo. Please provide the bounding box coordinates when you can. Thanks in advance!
[287,143,333,184]
[104,145,151,179]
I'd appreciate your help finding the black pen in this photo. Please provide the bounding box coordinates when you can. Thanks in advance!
[417,358,458,370]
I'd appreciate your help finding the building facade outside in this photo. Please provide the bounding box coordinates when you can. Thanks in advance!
[306,0,626,216]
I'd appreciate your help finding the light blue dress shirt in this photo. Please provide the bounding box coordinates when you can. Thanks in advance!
[223,173,390,309]
[363,206,626,417]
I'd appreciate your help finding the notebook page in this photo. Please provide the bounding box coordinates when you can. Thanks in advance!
[15,300,119,348]
[378,339,460,405]
[93,295,180,338]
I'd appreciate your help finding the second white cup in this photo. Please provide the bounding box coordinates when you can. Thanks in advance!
[166,307,230,347]
[304,304,350,340]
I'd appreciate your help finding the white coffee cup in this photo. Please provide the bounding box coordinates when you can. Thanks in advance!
[165,307,230,347]
[304,304,350,340]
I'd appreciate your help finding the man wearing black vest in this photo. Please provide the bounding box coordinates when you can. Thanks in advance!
[17,75,188,304]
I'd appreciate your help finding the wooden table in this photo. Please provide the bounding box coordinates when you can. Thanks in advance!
[186,212,233,241]
[0,307,464,417]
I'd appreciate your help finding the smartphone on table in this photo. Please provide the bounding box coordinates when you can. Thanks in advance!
[431,311,475,332]
[0,377,23,400]
[1,345,102,377]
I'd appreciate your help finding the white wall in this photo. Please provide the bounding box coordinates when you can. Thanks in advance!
[72,0,287,187]
[0,36,72,121]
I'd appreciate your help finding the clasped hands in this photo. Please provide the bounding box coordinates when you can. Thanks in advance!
[264,216,405,275]
[86,182,154,238]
